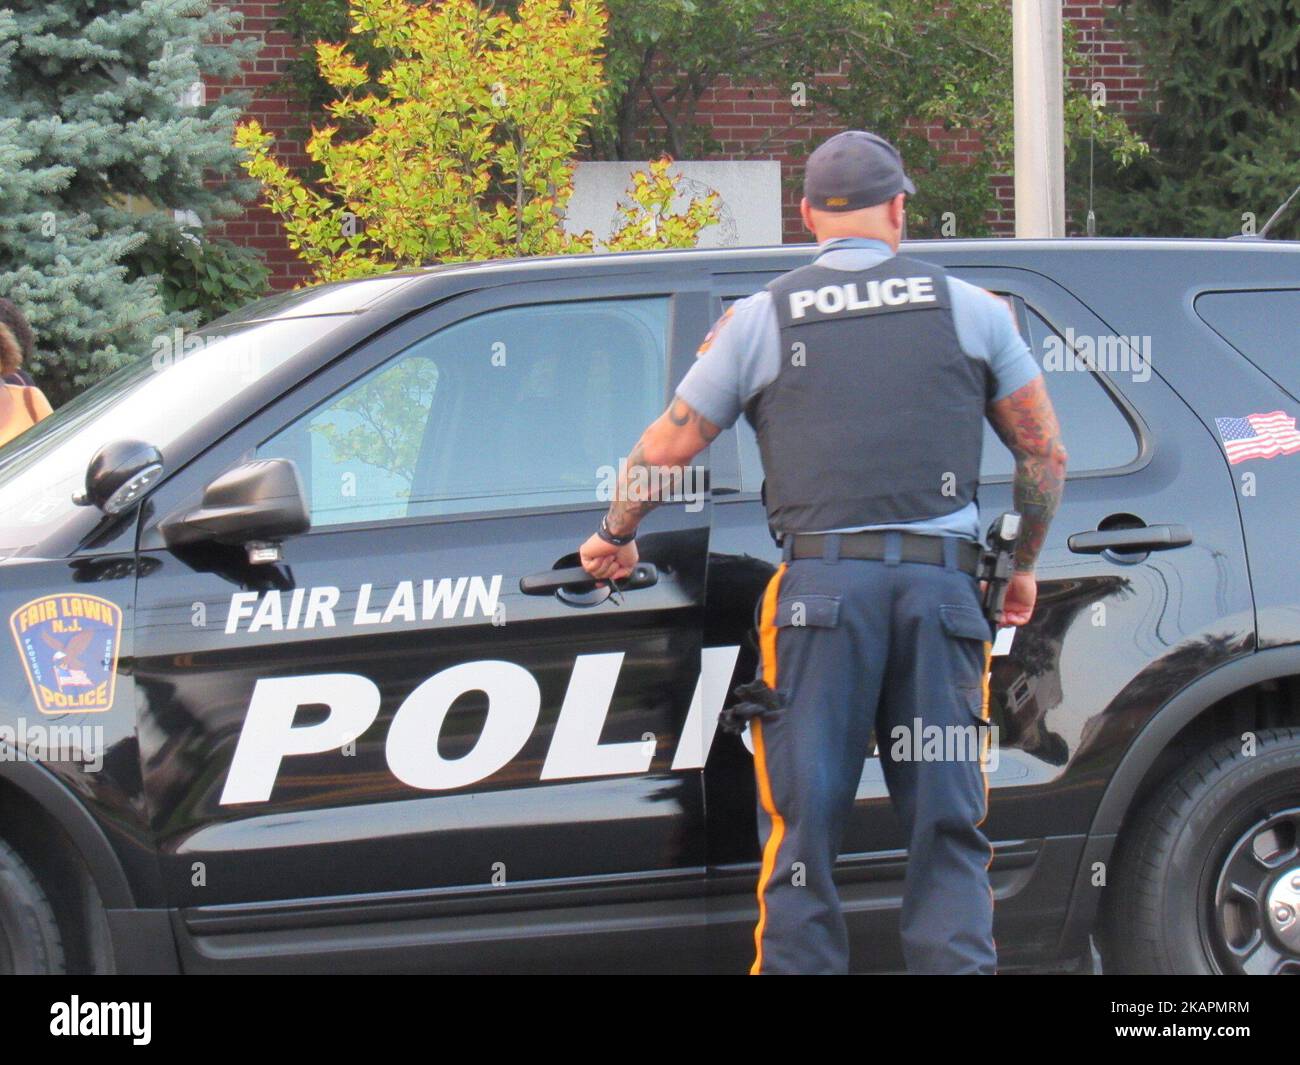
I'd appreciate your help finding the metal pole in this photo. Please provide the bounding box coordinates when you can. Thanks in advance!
[1013,0,1065,237]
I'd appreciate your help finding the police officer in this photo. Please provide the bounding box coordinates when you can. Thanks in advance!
[580,130,1067,974]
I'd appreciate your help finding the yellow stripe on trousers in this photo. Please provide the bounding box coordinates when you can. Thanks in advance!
[979,638,996,958]
[750,562,787,976]
[977,640,992,825]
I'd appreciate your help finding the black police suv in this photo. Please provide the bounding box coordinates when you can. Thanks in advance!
[1,238,1298,975]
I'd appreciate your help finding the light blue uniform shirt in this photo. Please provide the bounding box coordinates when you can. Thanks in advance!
[676,236,1042,540]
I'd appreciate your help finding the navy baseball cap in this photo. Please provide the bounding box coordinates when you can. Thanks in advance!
[803,130,916,211]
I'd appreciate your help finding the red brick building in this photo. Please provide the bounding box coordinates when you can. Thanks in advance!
[204,1,1151,291]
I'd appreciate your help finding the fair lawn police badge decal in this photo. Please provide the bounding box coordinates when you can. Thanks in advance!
[9,593,123,714]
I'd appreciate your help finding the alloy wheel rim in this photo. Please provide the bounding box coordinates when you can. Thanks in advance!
[1210,804,1300,975]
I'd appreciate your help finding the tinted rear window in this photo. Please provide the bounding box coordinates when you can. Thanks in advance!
[1195,289,1300,400]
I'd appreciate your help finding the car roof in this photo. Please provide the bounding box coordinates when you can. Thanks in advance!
[385,235,1300,271]
[231,236,1299,326]
[205,273,429,326]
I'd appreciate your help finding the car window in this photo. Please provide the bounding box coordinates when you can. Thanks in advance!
[1194,289,1300,401]
[0,315,346,554]
[979,306,1140,478]
[258,297,669,526]
[705,295,764,495]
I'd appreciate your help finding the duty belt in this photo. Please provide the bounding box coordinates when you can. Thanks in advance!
[783,530,982,575]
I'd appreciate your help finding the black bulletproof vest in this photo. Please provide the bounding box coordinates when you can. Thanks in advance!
[746,254,991,534]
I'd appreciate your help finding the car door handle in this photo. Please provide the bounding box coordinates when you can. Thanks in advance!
[519,563,659,596]
[1067,524,1193,554]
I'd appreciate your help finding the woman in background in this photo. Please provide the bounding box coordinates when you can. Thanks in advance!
[0,297,53,447]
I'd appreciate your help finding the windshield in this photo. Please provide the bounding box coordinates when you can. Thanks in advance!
[0,315,349,553]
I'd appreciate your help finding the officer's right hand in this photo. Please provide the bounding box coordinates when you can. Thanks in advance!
[579,532,638,583]
[1000,571,1037,626]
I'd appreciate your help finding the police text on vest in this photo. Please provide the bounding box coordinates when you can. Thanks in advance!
[788,276,936,319]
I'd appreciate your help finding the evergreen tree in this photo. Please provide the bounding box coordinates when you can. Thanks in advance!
[1078,0,1300,239]
[0,1,263,402]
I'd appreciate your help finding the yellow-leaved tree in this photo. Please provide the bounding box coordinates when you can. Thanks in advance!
[235,0,719,282]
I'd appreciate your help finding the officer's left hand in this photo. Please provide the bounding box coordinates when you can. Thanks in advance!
[580,533,638,583]
[980,572,1037,627]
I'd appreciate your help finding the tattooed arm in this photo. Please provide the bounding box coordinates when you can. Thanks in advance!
[986,376,1068,572]
[604,396,720,536]
[580,396,720,581]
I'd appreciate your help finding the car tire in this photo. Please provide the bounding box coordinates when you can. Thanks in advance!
[0,837,65,974]
[1105,726,1300,975]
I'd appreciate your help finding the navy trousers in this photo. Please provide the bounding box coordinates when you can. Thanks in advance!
[748,533,997,974]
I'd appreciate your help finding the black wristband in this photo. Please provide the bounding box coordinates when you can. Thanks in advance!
[597,515,635,546]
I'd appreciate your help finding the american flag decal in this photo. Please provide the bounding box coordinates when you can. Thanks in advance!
[1214,411,1300,465]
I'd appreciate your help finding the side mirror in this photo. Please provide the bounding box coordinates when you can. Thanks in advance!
[161,458,310,556]
[72,439,164,514]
